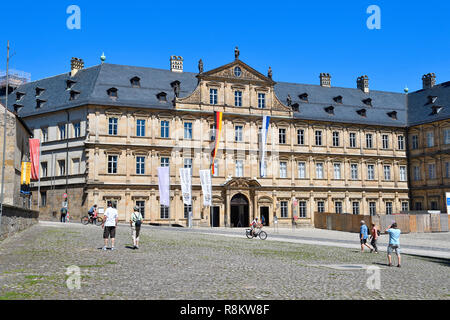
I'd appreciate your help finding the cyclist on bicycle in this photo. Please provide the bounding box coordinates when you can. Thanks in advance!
[250,217,261,237]
[88,204,98,223]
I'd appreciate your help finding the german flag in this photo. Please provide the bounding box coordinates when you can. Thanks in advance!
[211,111,223,175]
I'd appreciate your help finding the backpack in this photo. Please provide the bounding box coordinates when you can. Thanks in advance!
[134,212,142,227]
[377,229,381,236]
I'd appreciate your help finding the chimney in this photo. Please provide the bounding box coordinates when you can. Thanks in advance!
[70,57,84,77]
[170,56,183,73]
[357,75,369,93]
[319,73,331,87]
[422,73,436,89]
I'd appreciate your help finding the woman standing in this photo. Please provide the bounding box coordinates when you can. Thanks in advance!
[130,206,143,249]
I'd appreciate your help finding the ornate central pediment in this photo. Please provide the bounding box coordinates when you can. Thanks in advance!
[198,59,274,85]
[223,177,262,189]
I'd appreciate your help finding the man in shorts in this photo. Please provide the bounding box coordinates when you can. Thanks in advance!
[359,220,372,252]
[102,202,118,251]
[385,222,401,267]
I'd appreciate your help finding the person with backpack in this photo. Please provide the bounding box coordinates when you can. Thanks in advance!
[130,206,143,249]
[369,223,380,253]
[60,206,68,223]
[88,204,98,224]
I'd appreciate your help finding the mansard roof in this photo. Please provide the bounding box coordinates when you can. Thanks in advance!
[6,61,449,127]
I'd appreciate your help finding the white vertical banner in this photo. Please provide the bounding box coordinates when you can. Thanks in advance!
[200,169,212,207]
[446,192,450,214]
[179,168,192,205]
[158,167,170,207]
[260,115,270,177]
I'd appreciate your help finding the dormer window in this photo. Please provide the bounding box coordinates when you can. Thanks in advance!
[69,90,80,101]
[362,98,372,106]
[13,104,23,112]
[387,111,397,120]
[356,108,367,117]
[35,87,45,97]
[427,96,438,104]
[156,92,167,102]
[66,80,76,90]
[431,105,443,115]
[298,93,308,102]
[324,106,334,115]
[36,99,46,109]
[333,95,343,104]
[130,76,141,88]
[16,91,25,101]
[291,103,299,111]
[107,87,118,99]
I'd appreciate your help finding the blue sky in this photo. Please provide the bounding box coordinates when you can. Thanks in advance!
[1,0,449,93]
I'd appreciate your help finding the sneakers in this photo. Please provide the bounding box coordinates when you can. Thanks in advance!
[370,249,374,253]
[111,247,115,251]
[102,246,107,251]
[397,264,401,268]
[135,246,139,250]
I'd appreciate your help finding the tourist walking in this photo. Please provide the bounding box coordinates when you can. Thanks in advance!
[385,222,402,267]
[130,206,143,249]
[359,220,372,252]
[369,223,379,253]
[102,202,118,251]
[60,206,68,223]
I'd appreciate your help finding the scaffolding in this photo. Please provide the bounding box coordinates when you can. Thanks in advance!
[0,69,31,88]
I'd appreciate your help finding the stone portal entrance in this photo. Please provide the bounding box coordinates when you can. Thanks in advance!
[230,193,249,227]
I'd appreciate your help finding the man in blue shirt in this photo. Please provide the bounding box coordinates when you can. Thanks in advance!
[385,222,401,267]
[359,220,372,252]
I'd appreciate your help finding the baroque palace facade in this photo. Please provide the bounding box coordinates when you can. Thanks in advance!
[7,51,450,227]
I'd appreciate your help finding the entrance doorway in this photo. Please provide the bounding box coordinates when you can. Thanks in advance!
[230,193,249,227]
[210,206,220,227]
[260,206,269,226]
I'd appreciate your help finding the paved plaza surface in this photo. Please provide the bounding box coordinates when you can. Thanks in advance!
[0,221,449,300]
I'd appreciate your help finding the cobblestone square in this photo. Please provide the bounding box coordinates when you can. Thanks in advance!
[0,222,449,300]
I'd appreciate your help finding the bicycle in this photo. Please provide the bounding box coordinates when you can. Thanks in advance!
[245,228,267,240]
[81,214,103,226]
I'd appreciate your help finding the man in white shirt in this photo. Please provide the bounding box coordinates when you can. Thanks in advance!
[102,202,118,250]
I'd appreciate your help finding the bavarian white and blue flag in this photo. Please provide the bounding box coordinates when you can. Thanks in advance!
[260,115,270,177]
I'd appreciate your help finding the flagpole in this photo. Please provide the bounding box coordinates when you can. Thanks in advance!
[0,40,10,227]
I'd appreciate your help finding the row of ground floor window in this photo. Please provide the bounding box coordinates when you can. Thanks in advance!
[33,187,421,227]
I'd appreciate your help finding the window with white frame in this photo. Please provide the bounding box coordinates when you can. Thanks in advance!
[334,163,341,179]
[258,93,266,109]
[299,201,307,217]
[58,160,66,176]
[352,202,360,215]
[317,201,325,213]
[386,202,393,215]
[210,88,218,105]
[399,166,407,181]
[73,122,81,138]
[297,129,304,145]
[136,119,145,137]
[160,157,169,167]
[382,134,389,149]
[411,135,419,149]
[136,200,145,218]
[335,201,343,214]
[235,160,243,177]
[161,120,170,138]
[136,156,145,175]
[332,131,339,147]
[41,162,48,177]
[369,202,376,215]
[315,131,322,146]
[160,205,169,219]
[108,117,118,135]
[427,131,434,147]
[383,165,391,180]
[398,135,405,150]
[184,204,192,219]
[316,163,324,179]
[279,128,286,144]
[280,201,288,218]
[298,162,306,178]
[184,122,193,139]
[234,90,242,107]
[59,124,66,140]
[279,162,287,178]
[366,133,373,148]
[351,164,358,180]
[367,164,375,180]
[349,132,357,148]
[184,158,192,170]
[401,202,409,212]
[428,163,436,179]
[108,155,118,174]
[235,125,243,142]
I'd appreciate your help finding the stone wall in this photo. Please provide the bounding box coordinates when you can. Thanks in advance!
[0,204,39,241]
